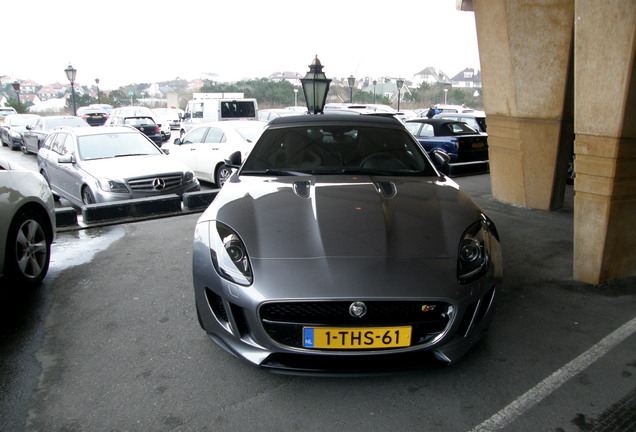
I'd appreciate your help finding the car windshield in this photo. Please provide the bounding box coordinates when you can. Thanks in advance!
[241,125,437,176]
[77,132,162,161]
[10,116,37,126]
[235,125,265,143]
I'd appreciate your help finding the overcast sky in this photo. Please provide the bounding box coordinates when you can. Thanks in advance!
[5,0,480,90]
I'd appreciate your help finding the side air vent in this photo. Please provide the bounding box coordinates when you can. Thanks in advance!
[293,181,311,199]
[376,181,397,199]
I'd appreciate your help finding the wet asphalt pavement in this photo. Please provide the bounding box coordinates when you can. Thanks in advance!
[0,143,635,432]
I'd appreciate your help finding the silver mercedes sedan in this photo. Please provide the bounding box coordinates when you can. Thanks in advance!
[193,114,502,374]
[37,126,200,208]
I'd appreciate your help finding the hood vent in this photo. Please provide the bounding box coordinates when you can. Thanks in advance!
[293,181,311,199]
[376,181,397,199]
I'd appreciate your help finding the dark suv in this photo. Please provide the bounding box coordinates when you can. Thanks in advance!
[104,115,162,146]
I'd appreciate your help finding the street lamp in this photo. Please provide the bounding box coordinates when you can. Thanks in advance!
[11,81,20,109]
[64,64,77,116]
[373,80,377,104]
[444,88,448,105]
[396,78,404,111]
[95,78,101,104]
[293,88,298,106]
[300,55,332,115]
[347,75,355,103]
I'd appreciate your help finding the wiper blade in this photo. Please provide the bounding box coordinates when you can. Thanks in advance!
[114,153,151,158]
[241,169,312,176]
[316,168,397,176]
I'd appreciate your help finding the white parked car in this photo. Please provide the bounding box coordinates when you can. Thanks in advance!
[0,158,56,287]
[152,108,183,130]
[169,120,267,187]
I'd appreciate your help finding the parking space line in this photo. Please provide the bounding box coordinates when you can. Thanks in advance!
[468,316,636,432]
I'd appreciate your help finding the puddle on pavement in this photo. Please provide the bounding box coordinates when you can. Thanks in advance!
[48,226,126,277]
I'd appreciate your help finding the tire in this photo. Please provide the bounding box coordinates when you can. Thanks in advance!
[40,170,60,202]
[82,186,96,205]
[215,164,232,187]
[4,209,52,287]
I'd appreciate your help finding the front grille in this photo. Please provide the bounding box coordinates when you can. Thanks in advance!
[260,301,451,349]
[127,173,183,192]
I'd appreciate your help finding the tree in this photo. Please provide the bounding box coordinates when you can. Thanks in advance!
[5,98,27,114]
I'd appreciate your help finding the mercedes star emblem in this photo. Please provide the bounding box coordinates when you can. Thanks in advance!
[152,178,166,190]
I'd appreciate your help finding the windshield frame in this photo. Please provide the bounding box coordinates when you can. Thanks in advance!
[240,123,439,178]
[77,131,163,161]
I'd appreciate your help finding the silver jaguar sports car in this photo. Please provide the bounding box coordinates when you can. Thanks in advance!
[192,114,502,374]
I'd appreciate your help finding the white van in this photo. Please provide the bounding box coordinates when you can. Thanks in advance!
[180,94,258,138]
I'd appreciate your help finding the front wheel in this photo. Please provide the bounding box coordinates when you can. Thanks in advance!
[215,164,232,188]
[82,186,96,205]
[4,209,52,287]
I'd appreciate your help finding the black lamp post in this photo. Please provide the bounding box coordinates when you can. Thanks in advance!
[347,75,355,103]
[396,78,404,111]
[95,78,101,104]
[300,56,331,115]
[373,80,377,104]
[64,64,77,116]
[11,82,21,109]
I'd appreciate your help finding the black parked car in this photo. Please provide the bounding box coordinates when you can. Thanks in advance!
[0,114,40,150]
[21,116,90,154]
[77,106,110,126]
[104,115,163,146]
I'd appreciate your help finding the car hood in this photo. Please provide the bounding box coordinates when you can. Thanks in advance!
[79,154,187,179]
[207,175,484,260]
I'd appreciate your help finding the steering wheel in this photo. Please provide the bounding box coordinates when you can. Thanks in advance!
[360,152,408,171]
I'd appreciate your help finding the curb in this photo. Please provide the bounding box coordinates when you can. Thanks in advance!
[54,189,219,231]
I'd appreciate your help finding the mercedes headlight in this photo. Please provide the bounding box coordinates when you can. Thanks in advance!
[184,170,195,183]
[210,221,253,286]
[457,216,496,284]
[97,178,129,193]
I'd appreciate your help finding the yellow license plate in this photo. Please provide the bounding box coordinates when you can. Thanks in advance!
[472,142,485,148]
[302,326,412,349]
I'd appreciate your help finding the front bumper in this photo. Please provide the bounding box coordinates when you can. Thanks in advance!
[193,235,502,374]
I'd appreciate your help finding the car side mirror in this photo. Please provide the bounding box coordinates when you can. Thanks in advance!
[225,151,242,168]
[58,154,75,164]
[431,150,450,175]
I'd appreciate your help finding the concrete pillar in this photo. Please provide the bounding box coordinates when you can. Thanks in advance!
[573,1,636,284]
[472,0,574,210]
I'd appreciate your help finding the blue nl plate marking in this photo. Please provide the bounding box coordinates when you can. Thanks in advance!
[303,328,315,348]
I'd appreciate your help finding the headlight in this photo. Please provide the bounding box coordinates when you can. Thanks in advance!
[184,171,195,183]
[210,221,253,286]
[457,217,493,284]
[97,178,129,193]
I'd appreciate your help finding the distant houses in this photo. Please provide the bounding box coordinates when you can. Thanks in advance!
[1,66,481,110]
